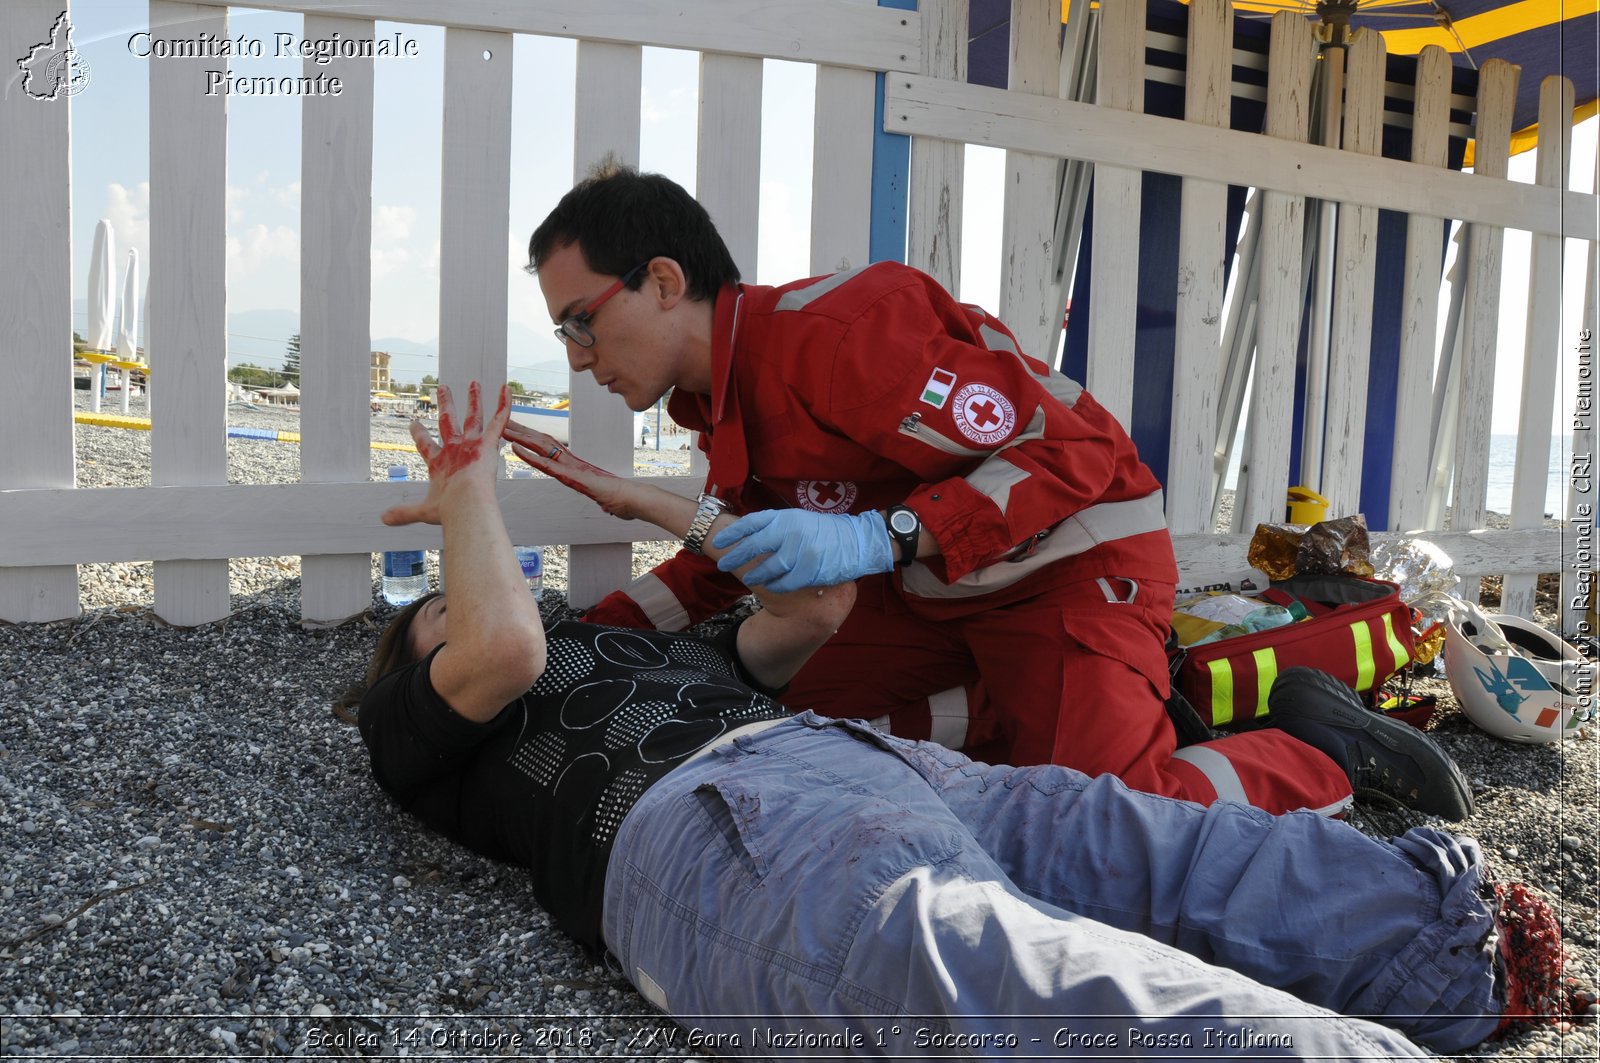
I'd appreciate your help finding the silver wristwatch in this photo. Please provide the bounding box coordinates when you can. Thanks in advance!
[683,493,727,554]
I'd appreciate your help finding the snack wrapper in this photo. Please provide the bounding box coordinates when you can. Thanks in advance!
[1246,522,1304,581]
[1246,514,1374,580]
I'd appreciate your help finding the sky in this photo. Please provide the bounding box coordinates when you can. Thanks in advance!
[47,0,1599,437]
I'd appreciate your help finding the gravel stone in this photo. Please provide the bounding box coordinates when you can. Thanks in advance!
[1,398,1592,1058]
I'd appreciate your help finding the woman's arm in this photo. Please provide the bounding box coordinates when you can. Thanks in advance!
[506,429,855,689]
[383,383,545,722]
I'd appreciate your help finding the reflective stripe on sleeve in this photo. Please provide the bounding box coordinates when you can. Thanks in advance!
[897,418,989,458]
[964,457,1031,517]
[978,322,1083,408]
[927,686,970,749]
[1170,745,1250,805]
[773,265,872,312]
[626,572,691,632]
[900,490,1169,600]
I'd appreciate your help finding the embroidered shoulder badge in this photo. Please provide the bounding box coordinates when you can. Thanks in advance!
[951,383,1016,446]
[919,368,956,409]
[795,480,858,513]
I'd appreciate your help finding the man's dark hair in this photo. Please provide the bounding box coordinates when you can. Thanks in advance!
[527,159,740,301]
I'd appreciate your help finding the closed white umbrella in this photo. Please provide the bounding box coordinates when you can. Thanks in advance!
[117,249,141,414]
[85,219,117,413]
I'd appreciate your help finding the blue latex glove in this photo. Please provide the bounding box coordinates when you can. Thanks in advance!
[712,509,894,592]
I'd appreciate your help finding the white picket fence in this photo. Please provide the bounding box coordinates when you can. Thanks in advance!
[0,0,1593,629]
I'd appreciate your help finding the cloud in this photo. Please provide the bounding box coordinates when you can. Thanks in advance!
[506,227,546,330]
[103,181,150,267]
[226,184,249,225]
[374,203,415,243]
[226,222,298,279]
[270,181,301,208]
[369,204,418,278]
[371,245,412,279]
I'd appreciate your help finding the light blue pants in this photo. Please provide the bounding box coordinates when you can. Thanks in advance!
[604,714,1501,1060]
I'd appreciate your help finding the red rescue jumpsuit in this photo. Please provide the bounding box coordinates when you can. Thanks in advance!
[586,263,1351,814]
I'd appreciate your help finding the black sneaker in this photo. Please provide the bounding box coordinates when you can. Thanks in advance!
[1267,667,1474,821]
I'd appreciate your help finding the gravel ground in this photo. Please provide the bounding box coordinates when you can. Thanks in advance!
[2,399,1595,1060]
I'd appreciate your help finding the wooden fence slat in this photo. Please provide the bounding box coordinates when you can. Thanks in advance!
[1083,0,1143,422]
[299,14,376,625]
[906,0,967,291]
[1387,46,1452,532]
[699,54,764,280]
[150,0,230,626]
[1171,528,1559,582]
[997,0,1067,370]
[808,0,872,276]
[810,63,875,275]
[1503,76,1576,617]
[696,51,763,491]
[0,0,78,621]
[182,0,921,74]
[0,480,1562,578]
[1561,150,1600,636]
[883,76,1596,241]
[1239,12,1316,528]
[1450,60,1518,607]
[0,479,693,562]
[1166,0,1230,534]
[1320,29,1386,518]
[566,41,643,608]
[439,28,512,403]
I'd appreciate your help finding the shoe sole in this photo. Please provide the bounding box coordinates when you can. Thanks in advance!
[1269,667,1474,819]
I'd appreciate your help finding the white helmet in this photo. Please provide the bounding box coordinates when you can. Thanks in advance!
[1444,605,1595,743]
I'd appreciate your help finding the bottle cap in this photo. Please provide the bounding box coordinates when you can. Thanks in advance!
[387,464,407,480]
[510,467,534,480]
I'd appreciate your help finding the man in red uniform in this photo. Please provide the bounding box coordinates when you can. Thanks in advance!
[519,163,1471,819]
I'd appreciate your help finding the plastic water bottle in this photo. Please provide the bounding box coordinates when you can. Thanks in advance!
[381,464,428,606]
[509,468,545,601]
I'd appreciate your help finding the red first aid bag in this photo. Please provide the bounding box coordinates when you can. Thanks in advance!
[1172,574,1416,729]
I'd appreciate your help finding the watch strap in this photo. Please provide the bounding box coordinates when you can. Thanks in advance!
[683,493,727,555]
[884,505,920,568]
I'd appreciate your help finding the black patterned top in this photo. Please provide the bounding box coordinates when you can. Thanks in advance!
[358,620,788,948]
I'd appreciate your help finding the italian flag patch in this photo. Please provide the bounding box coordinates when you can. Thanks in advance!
[920,368,957,409]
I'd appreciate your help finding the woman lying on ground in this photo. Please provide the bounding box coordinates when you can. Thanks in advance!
[342,382,1580,1059]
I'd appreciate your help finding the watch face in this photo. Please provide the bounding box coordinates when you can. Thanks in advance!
[889,509,919,535]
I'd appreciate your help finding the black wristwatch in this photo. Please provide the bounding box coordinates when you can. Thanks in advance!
[884,505,921,568]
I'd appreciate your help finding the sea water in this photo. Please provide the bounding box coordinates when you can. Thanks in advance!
[1485,434,1572,516]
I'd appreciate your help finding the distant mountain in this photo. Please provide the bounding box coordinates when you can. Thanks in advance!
[227,308,301,369]
[74,298,573,391]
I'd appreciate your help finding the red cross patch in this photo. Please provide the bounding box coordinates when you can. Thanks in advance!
[795,479,858,513]
[951,383,1016,446]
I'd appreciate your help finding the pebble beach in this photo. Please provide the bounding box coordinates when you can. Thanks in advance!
[2,399,1595,1059]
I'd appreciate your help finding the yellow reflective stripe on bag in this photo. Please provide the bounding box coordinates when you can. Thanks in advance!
[1206,647,1278,726]
[1351,620,1376,691]
[1251,647,1277,719]
[1382,612,1411,670]
[1207,658,1235,726]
